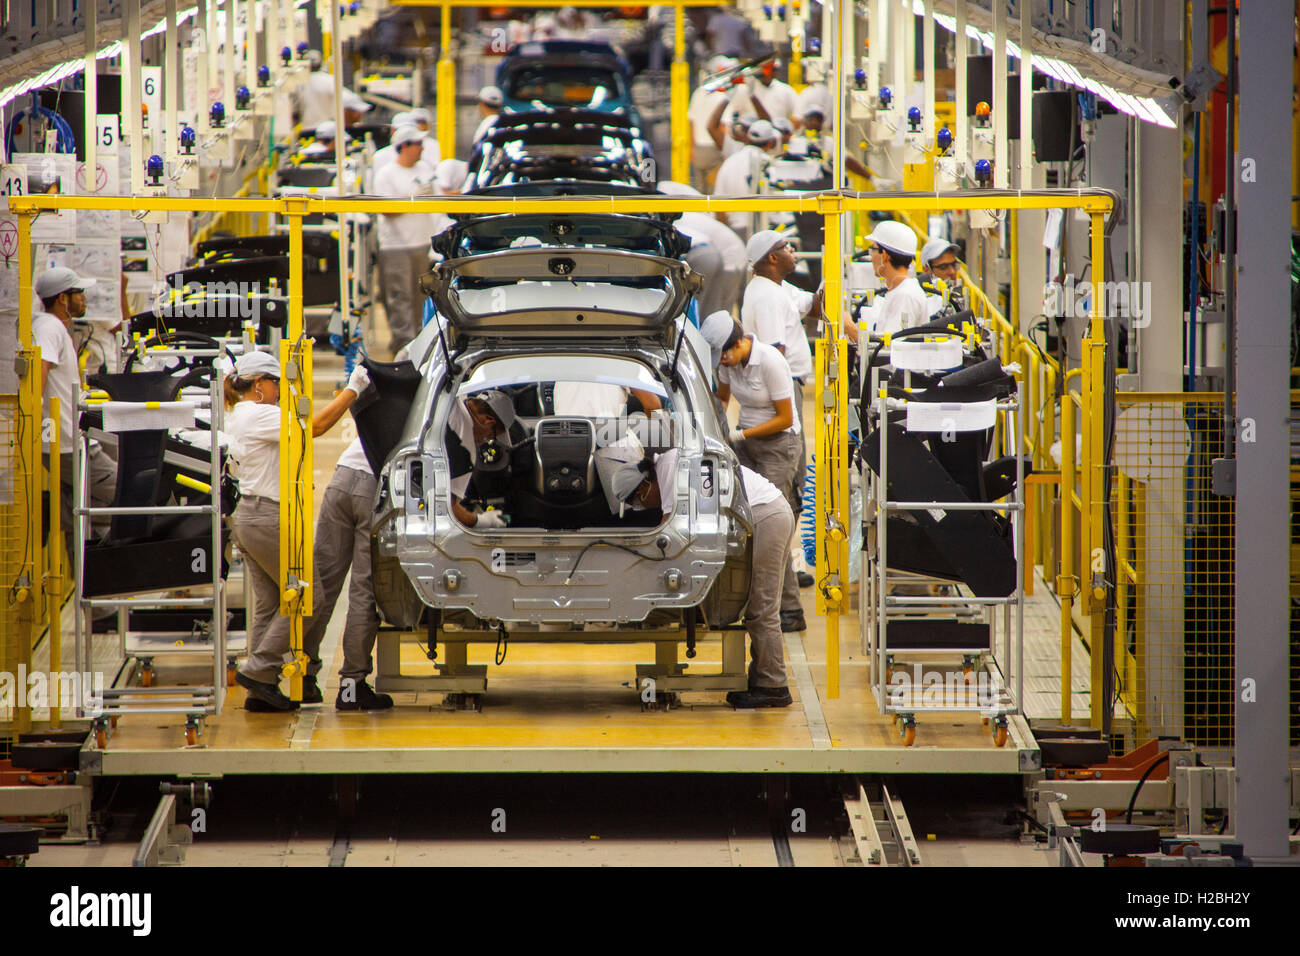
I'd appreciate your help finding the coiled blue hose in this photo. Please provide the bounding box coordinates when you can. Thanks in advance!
[800,456,817,566]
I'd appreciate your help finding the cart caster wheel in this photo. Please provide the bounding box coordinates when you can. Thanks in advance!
[226,661,237,687]
[140,667,154,688]
[185,726,198,746]
[992,718,1008,748]
[109,716,118,730]
[95,727,107,750]
[900,720,916,747]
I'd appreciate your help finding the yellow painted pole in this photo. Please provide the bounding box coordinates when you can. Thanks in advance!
[15,209,38,734]
[438,3,457,162]
[1087,212,1108,729]
[280,203,313,701]
[1058,385,1077,723]
[670,1,690,184]
[46,398,62,727]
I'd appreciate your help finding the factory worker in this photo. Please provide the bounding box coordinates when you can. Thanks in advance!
[301,120,348,158]
[797,104,871,178]
[844,220,927,343]
[721,60,800,135]
[227,350,369,712]
[369,111,417,177]
[32,267,117,566]
[658,181,746,317]
[919,237,966,315]
[687,55,736,190]
[372,125,438,355]
[407,107,442,166]
[245,430,393,713]
[741,230,820,592]
[295,51,369,129]
[713,120,781,241]
[700,314,806,632]
[342,91,372,127]
[599,437,794,708]
[472,86,503,144]
[445,390,519,529]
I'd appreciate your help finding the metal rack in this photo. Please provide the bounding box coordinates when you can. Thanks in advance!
[860,334,1024,747]
[72,358,230,748]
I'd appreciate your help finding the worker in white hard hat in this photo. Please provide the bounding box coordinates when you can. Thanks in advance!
[712,119,781,241]
[919,237,966,315]
[372,125,437,354]
[472,86,504,144]
[844,220,927,343]
[407,107,442,166]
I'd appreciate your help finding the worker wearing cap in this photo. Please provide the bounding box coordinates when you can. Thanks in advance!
[301,120,348,158]
[845,220,927,342]
[658,181,746,318]
[407,107,442,166]
[368,111,417,187]
[32,267,117,566]
[472,86,503,145]
[799,103,871,179]
[722,60,800,136]
[688,56,736,191]
[712,119,781,241]
[372,125,437,355]
[699,314,806,632]
[227,350,370,712]
[295,50,368,130]
[919,237,966,314]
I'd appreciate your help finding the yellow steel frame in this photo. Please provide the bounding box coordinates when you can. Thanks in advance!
[393,0,719,185]
[8,187,1112,713]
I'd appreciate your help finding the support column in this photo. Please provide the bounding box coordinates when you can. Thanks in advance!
[1136,122,1184,392]
[1234,0,1292,861]
[670,2,689,185]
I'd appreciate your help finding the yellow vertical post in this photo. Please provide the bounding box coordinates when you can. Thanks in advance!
[15,209,39,734]
[1115,470,1129,715]
[670,1,690,185]
[790,8,803,89]
[280,202,313,702]
[46,398,62,727]
[1058,387,1076,723]
[437,3,457,162]
[1087,213,1107,729]
[815,200,847,699]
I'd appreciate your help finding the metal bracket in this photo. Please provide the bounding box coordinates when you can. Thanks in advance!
[1210,457,1236,497]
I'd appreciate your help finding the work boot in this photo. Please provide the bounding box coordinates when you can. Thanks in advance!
[779,610,807,632]
[796,571,814,588]
[235,671,300,712]
[727,686,793,709]
[301,676,323,705]
[335,679,394,711]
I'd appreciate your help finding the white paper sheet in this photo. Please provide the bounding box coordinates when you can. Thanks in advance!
[890,337,965,372]
[101,401,197,433]
[905,398,997,433]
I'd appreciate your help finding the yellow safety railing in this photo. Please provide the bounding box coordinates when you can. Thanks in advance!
[7,187,1113,717]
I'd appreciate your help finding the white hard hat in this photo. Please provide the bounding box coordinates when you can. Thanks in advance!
[389,111,417,129]
[747,120,778,145]
[867,220,918,258]
[391,125,424,149]
[921,237,960,267]
[234,350,281,380]
[745,229,787,266]
[408,107,433,126]
[479,86,504,107]
[35,267,96,300]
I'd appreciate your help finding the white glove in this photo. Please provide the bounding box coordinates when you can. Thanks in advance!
[345,364,370,396]
[730,426,747,444]
[475,509,507,529]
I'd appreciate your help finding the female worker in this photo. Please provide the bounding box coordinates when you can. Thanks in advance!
[226,350,370,712]
[699,311,806,633]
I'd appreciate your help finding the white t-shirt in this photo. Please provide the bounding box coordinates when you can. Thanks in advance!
[716,338,799,434]
[649,448,680,518]
[226,400,283,501]
[335,436,373,475]
[373,158,438,250]
[553,381,626,417]
[722,80,799,130]
[472,113,499,145]
[445,400,479,499]
[740,465,782,507]
[713,145,768,230]
[298,72,358,130]
[871,276,930,336]
[678,212,746,271]
[688,87,728,149]
[741,275,814,380]
[31,311,80,454]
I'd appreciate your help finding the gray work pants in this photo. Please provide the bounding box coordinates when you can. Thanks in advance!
[241,466,379,684]
[232,496,284,683]
[746,496,793,687]
[792,378,806,516]
[734,429,802,615]
[376,245,427,353]
[691,143,723,193]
